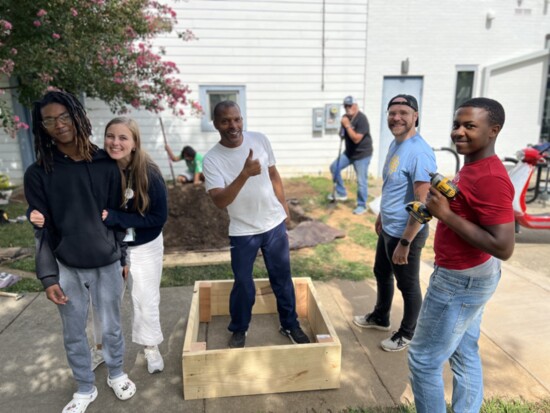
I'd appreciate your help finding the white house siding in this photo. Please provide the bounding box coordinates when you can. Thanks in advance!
[86,0,371,179]
[85,0,550,178]
[364,0,550,175]
[487,57,548,157]
[0,77,24,185]
[5,1,548,180]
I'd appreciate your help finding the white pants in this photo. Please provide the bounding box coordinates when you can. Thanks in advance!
[127,233,164,346]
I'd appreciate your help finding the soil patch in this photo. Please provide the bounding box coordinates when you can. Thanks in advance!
[162,183,344,253]
[163,184,230,252]
[283,180,319,200]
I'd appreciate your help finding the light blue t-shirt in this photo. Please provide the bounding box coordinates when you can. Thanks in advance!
[380,133,437,238]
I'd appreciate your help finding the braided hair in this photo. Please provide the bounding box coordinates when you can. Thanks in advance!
[31,90,96,173]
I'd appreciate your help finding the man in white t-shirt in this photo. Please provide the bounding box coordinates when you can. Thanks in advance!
[203,100,310,348]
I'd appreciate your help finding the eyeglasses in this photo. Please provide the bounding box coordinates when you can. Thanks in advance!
[344,104,353,108]
[42,112,72,129]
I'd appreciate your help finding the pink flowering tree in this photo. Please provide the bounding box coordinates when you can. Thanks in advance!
[0,0,201,138]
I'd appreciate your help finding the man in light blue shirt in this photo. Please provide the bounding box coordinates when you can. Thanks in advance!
[353,94,436,352]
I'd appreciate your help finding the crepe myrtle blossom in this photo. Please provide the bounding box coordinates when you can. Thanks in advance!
[0,0,199,137]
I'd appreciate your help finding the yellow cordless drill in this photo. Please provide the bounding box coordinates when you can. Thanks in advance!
[405,172,459,224]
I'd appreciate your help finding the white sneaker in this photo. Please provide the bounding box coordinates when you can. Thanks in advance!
[380,331,411,352]
[91,347,104,371]
[144,346,164,374]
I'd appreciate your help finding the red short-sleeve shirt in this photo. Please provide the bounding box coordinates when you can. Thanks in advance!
[434,155,514,270]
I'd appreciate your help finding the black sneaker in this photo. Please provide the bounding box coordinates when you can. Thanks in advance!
[228,331,247,348]
[279,326,311,344]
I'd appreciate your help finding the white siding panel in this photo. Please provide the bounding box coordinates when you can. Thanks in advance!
[363,0,550,176]
[6,0,370,183]
[178,65,363,75]
[179,20,365,31]
[182,28,364,41]
[489,59,547,158]
[78,0,550,179]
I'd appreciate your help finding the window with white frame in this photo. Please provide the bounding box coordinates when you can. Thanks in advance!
[453,67,477,110]
[199,85,246,132]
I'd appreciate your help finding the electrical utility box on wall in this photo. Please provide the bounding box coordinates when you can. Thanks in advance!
[324,104,340,131]
[312,108,324,132]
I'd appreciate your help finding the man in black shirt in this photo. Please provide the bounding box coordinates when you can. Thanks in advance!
[328,96,373,215]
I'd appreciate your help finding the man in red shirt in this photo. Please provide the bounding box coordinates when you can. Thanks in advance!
[408,98,515,413]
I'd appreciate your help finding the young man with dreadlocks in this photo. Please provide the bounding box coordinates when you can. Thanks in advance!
[24,90,136,413]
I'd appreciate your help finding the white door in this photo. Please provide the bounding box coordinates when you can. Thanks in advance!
[378,77,423,176]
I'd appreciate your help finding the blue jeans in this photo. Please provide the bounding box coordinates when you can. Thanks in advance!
[329,153,372,207]
[58,260,125,393]
[408,259,501,413]
[228,221,298,332]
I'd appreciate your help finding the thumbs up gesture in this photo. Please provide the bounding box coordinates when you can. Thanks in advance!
[242,148,261,177]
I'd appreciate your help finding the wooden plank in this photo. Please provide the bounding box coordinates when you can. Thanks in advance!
[294,278,308,318]
[252,279,276,314]
[163,250,230,267]
[257,285,273,295]
[307,281,329,337]
[199,282,211,323]
[182,282,201,353]
[209,279,280,316]
[210,281,232,316]
[307,281,340,342]
[190,342,207,352]
[183,344,340,400]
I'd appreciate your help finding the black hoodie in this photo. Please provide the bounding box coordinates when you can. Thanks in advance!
[24,146,126,289]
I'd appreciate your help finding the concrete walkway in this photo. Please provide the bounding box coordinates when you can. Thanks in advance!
[0,259,549,412]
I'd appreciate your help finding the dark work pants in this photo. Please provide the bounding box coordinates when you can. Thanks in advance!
[372,225,429,339]
[228,221,298,333]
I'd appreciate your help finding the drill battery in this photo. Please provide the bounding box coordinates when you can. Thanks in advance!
[406,202,432,224]
[405,172,459,224]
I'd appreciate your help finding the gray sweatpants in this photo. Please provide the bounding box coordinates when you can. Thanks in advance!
[57,260,125,393]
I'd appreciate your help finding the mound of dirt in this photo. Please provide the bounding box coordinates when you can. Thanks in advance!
[163,184,230,252]
[162,184,344,253]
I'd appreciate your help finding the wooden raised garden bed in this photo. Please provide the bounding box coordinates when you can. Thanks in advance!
[182,277,341,400]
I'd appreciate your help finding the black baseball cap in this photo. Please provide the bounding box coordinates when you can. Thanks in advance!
[387,94,419,126]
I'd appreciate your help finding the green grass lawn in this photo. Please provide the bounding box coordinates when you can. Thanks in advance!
[0,202,34,248]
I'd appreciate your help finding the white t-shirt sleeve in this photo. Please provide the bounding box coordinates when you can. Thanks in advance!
[262,134,277,167]
[203,151,225,192]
